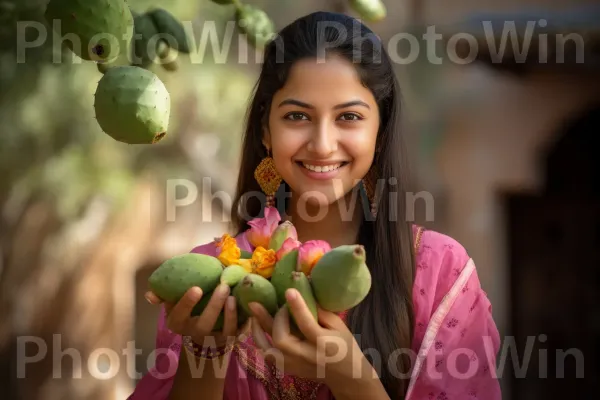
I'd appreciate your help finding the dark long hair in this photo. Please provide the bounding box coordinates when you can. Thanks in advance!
[231,11,416,398]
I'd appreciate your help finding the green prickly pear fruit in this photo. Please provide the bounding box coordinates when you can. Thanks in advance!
[233,274,279,317]
[235,4,277,49]
[285,271,318,338]
[268,221,297,252]
[44,0,134,62]
[221,264,250,286]
[349,0,387,22]
[131,12,161,68]
[148,8,191,53]
[270,249,299,306]
[309,245,372,312]
[94,65,171,144]
[148,253,224,304]
[240,250,253,259]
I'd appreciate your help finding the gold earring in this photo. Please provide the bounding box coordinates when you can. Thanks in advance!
[254,150,282,208]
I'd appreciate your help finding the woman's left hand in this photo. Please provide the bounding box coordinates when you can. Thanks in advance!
[248,288,378,389]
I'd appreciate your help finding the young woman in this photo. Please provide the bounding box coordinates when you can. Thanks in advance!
[131,11,501,400]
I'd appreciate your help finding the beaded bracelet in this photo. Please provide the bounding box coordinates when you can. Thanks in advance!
[182,335,233,359]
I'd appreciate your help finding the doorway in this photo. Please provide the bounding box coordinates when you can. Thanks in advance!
[504,103,599,399]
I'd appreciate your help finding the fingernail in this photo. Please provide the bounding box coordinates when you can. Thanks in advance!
[227,296,236,311]
[144,293,154,304]
[286,289,297,300]
[217,284,230,297]
[248,302,258,315]
[189,287,202,301]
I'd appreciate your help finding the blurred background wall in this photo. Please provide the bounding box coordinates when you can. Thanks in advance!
[1,0,598,399]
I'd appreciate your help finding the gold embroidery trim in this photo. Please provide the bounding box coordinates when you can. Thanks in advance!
[414,226,425,254]
[233,342,281,399]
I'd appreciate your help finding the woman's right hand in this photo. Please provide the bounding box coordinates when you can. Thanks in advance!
[145,284,250,348]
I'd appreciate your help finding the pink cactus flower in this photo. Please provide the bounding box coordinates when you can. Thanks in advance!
[276,237,302,260]
[246,206,281,249]
[297,240,331,276]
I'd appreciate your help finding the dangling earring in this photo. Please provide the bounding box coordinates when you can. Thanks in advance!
[362,168,378,218]
[254,149,282,208]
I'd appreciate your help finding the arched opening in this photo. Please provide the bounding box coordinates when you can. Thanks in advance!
[504,103,599,398]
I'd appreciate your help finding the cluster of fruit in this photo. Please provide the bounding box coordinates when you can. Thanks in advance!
[43,0,277,71]
[42,0,386,146]
[148,207,372,334]
[42,0,278,145]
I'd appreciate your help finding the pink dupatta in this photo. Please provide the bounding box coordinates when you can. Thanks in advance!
[128,226,501,399]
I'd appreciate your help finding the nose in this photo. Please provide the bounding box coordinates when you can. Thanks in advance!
[306,119,338,156]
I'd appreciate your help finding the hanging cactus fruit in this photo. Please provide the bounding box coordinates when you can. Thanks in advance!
[131,12,161,68]
[348,0,387,22]
[94,66,171,144]
[235,4,276,49]
[148,8,191,54]
[44,0,134,62]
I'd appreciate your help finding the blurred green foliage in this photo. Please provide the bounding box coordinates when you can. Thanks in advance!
[0,0,257,221]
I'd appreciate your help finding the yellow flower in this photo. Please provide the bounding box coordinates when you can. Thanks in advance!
[235,247,277,278]
[252,247,277,279]
[216,234,241,266]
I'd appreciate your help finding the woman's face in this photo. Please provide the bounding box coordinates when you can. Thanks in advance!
[265,55,379,210]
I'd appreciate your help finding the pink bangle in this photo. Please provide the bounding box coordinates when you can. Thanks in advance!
[182,335,232,359]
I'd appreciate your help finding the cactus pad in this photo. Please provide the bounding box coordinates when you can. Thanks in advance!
[148,8,191,54]
[131,12,161,68]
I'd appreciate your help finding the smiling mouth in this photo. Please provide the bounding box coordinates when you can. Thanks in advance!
[296,161,350,172]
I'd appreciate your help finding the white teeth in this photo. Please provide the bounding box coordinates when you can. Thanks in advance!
[301,162,343,172]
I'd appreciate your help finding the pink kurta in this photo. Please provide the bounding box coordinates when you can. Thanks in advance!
[129,226,501,399]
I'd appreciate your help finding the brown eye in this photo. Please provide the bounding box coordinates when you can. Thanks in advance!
[284,112,308,121]
[339,113,362,121]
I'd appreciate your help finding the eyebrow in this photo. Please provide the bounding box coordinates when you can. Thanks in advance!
[278,98,370,109]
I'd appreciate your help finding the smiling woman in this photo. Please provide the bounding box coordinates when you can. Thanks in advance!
[129,10,502,400]
[266,55,379,208]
